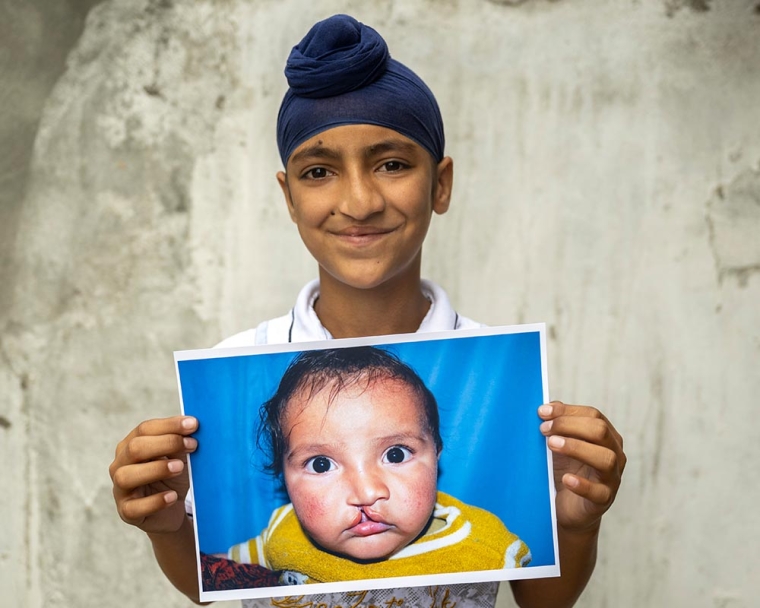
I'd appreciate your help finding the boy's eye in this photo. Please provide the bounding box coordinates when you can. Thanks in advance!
[303,167,330,180]
[379,161,406,173]
[383,446,412,464]
[306,456,335,473]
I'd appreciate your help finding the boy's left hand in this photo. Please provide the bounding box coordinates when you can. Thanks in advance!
[539,401,626,532]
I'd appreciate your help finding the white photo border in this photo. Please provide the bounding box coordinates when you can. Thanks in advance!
[174,323,559,602]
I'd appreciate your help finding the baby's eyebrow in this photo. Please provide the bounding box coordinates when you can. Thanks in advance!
[286,442,343,463]
[285,433,432,462]
[372,432,431,446]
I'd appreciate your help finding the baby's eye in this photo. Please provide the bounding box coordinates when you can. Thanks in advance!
[306,456,335,474]
[383,446,412,464]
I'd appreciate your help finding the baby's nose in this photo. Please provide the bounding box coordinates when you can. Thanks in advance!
[348,469,389,506]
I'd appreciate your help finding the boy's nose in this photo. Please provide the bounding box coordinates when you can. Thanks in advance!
[347,469,390,506]
[338,171,386,220]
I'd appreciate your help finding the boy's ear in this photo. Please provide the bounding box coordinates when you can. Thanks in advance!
[277,171,298,222]
[432,156,453,216]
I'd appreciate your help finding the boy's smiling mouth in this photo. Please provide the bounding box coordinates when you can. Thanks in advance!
[330,225,399,245]
[347,508,392,537]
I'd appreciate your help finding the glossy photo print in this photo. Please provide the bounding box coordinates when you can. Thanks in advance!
[175,324,559,602]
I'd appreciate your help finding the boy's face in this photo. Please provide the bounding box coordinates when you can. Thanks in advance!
[281,376,439,561]
[277,124,453,292]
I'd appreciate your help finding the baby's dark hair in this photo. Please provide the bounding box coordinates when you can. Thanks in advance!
[258,346,442,477]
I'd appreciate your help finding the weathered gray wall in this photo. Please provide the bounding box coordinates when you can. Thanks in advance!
[0,0,102,316]
[1,0,758,607]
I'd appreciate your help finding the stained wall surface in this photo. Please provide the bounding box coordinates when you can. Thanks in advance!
[1,1,759,607]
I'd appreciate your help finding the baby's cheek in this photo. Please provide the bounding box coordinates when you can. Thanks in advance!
[300,495,327,518]
[292,491,330,532]
[405,470,438,516]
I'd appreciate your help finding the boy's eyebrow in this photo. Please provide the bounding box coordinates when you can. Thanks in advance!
[288,145,341,166]
[289,138,421,167]
[365,139,419,158]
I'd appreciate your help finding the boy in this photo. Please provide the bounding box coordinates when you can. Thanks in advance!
[109,14,625,608]
[226,346,531,584]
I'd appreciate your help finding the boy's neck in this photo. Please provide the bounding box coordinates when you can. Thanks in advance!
[314,266,430,339]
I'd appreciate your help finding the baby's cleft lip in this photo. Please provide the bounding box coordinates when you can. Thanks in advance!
[347,509,392,537]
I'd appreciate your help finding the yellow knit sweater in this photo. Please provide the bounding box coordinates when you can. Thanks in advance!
[228,491,531,583]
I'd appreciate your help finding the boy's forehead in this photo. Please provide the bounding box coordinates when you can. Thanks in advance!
[286,124,430,166]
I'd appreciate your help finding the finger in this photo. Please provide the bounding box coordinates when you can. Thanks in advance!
[541,416,622,453]
[135,416,198,439]
[548,436,622,480]
[539,402,623,447]
[119,490,180,524]
[110,434,197,480]
[561,473,613,507]
[112,459,186,494]
[114,416,198,458]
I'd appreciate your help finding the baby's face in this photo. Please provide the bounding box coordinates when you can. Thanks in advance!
[281,377,439,561]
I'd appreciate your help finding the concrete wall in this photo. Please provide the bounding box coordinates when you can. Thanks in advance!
[1,0,758,606]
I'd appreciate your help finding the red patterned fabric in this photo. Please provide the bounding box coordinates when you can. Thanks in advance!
[200,552,280,591]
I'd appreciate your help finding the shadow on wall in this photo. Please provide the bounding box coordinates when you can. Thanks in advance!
[0,0,104,317]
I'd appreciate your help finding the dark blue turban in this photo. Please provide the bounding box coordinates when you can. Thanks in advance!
[276,14,445,166]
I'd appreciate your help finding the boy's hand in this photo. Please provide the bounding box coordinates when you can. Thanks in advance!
[539,401,626,532]
[109,416,198,535]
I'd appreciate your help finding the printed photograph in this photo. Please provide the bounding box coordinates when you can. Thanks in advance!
[175,325,559,602]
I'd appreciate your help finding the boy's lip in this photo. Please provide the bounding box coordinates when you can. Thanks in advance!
[330,225,398,241]
[347,509,392,537]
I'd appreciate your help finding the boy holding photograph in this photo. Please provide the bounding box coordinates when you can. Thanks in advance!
[227,346,531,584]
[110,14,626,608]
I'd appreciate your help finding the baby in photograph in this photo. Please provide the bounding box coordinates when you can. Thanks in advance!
[228,346,531,584]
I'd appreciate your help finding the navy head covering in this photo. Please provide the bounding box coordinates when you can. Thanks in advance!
[276,14,445,166]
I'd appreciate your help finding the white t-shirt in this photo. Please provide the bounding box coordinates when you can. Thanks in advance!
[212,279,500,608]
[216,278,481,347]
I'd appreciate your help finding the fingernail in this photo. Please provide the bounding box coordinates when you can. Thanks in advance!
[181,417,197,430]
[164,490,178,504]
[538,405,553,417]
[183,437,197,450]
[540,420,553,434]
[168,460,183,473]
[548,436,565,449]
[564,475,579,488]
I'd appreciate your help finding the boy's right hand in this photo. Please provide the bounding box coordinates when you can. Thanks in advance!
[109,416,198,535]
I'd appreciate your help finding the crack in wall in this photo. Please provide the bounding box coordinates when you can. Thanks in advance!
[0,330,34,603]
[483,0,720,18]
[485,0,562,5]
[664,0,712,17]
[649,368,666,481]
